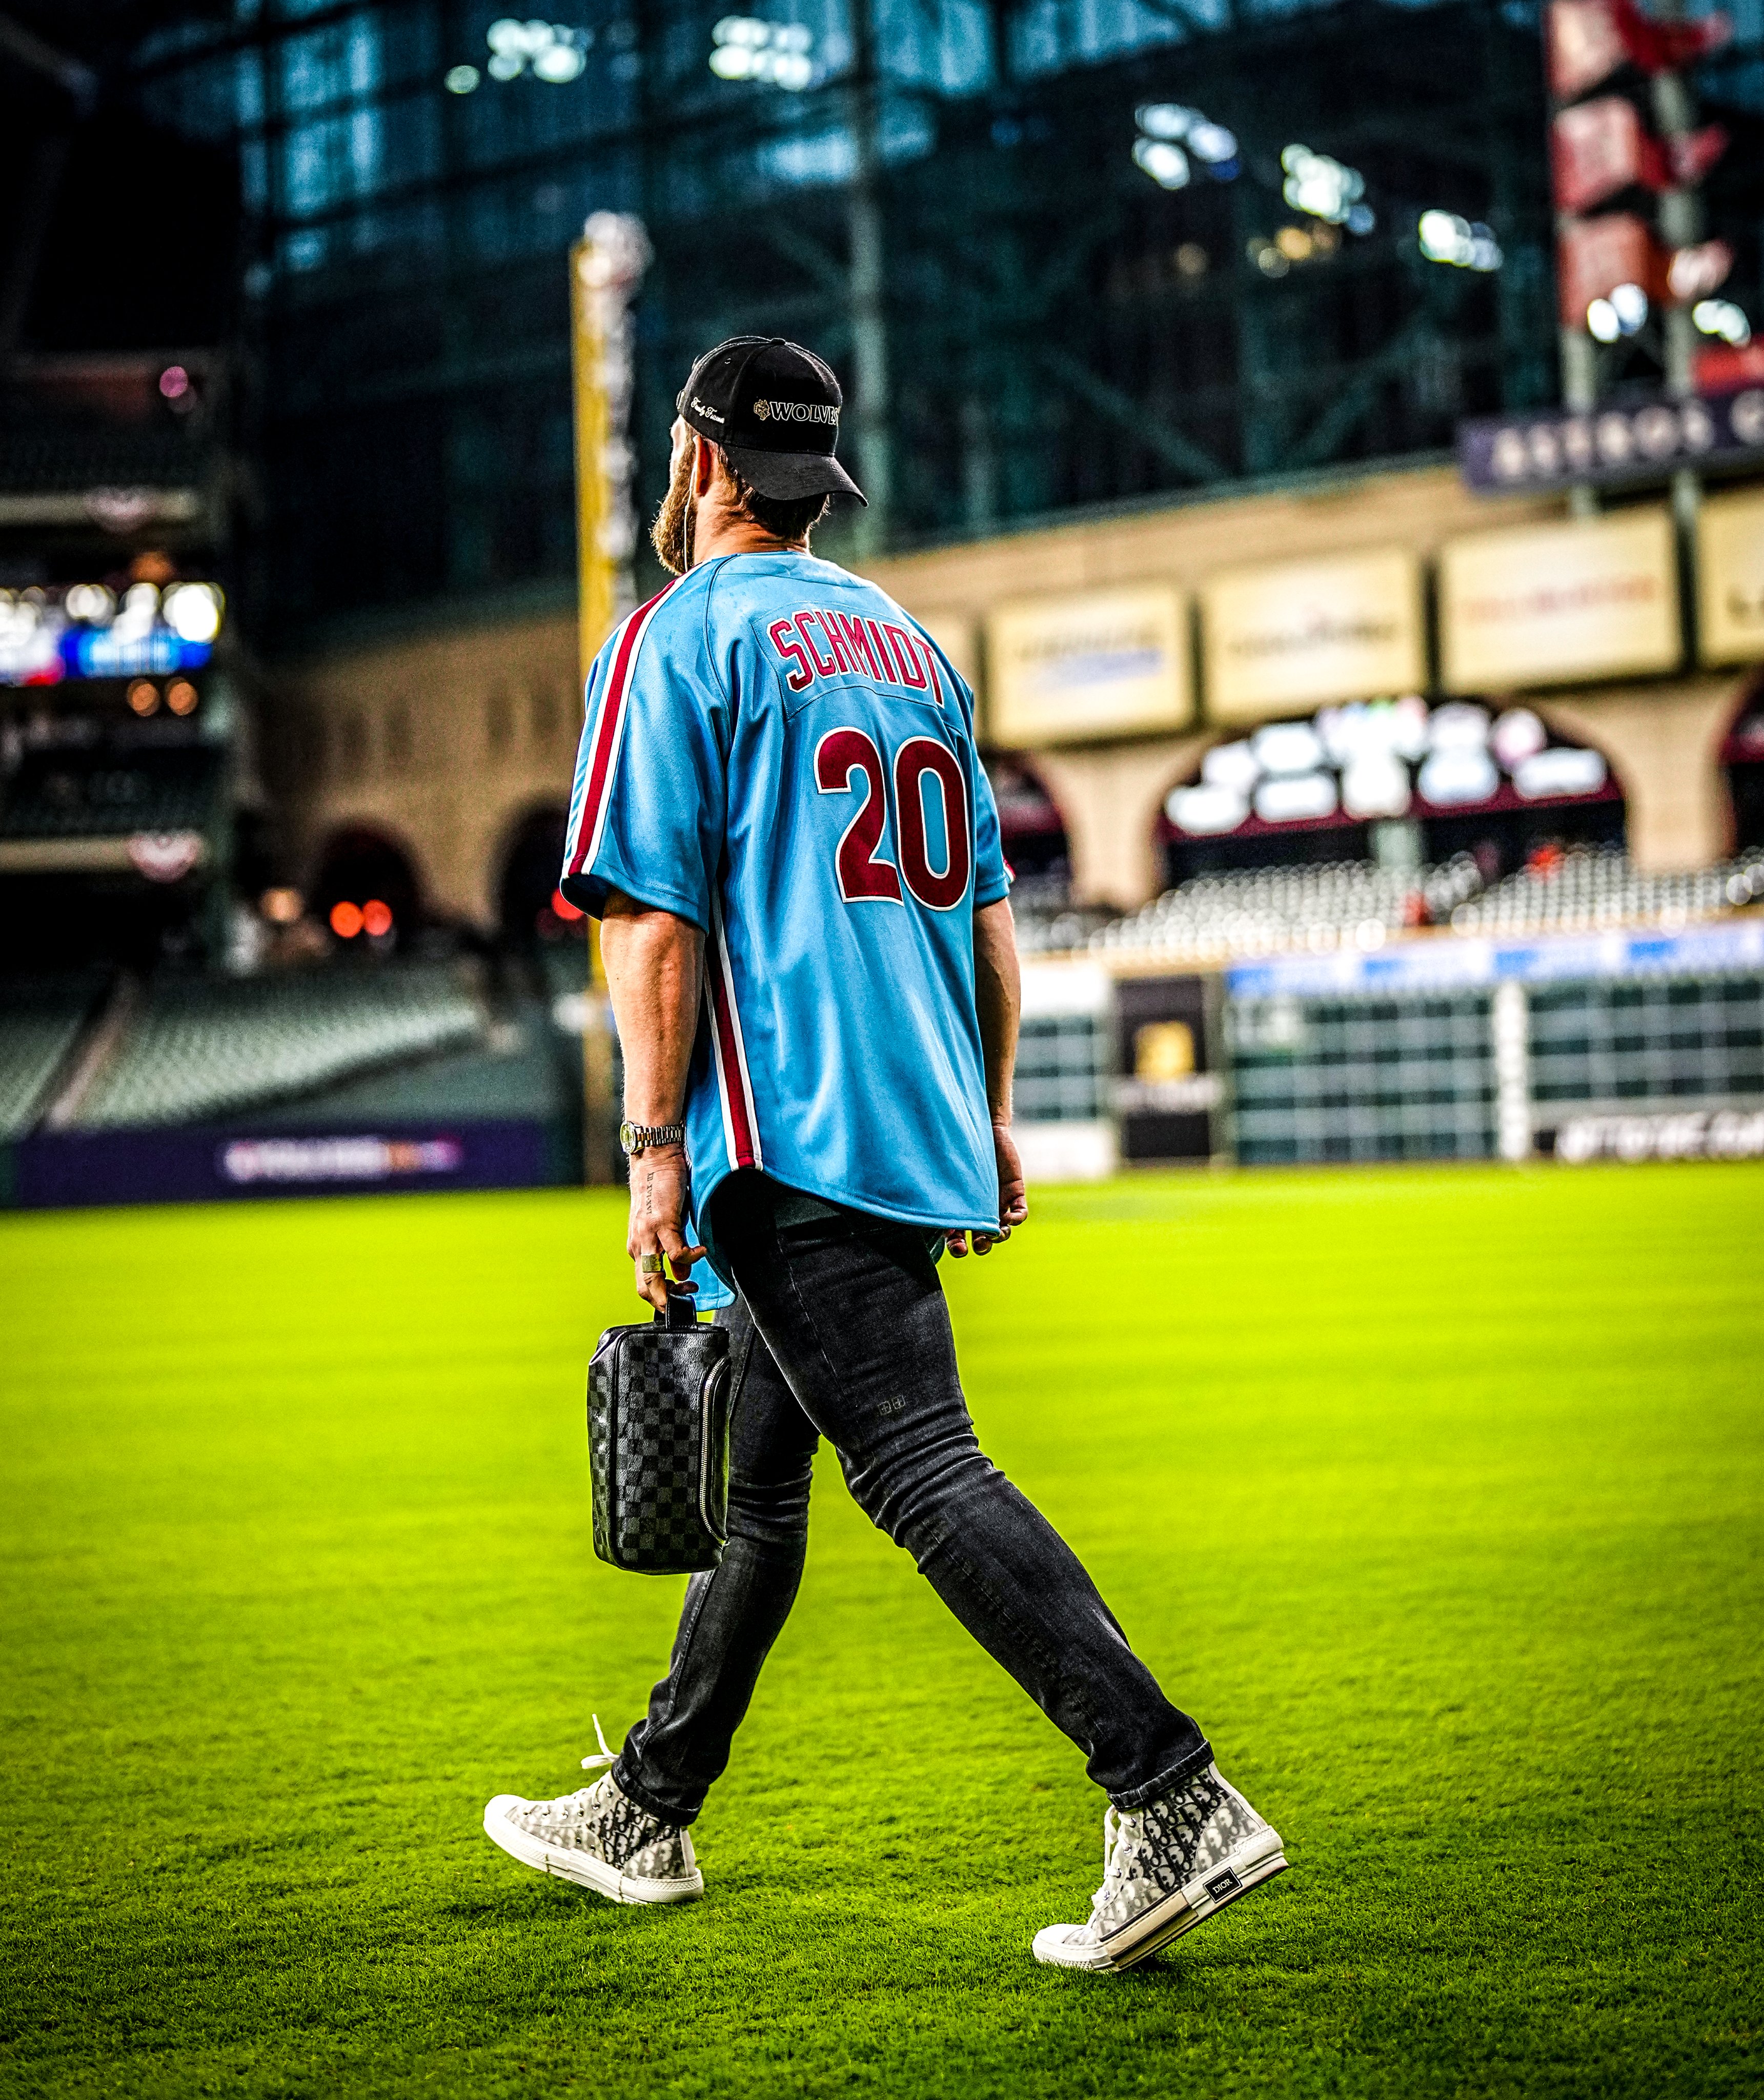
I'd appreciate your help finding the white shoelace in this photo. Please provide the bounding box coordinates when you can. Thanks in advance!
[1093,1804,1133,1910]
[579,1713,618,1775]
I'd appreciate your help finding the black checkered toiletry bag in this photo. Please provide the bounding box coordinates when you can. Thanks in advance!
[586,1288,732,1573]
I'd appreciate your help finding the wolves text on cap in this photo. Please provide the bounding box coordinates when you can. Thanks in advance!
[752,399,838,426]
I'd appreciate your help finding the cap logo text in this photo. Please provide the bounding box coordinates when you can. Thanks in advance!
[752,399,838,426]
[690,396,725,423]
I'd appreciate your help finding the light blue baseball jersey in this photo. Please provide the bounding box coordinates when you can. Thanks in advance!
[560,550,1010,1298]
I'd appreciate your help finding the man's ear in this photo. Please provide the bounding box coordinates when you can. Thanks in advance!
[693,435,718,499]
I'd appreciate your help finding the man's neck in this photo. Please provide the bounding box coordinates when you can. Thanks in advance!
[691,501,808,568]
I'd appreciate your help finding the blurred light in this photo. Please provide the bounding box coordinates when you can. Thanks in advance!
[1417,210,1501,271]
[1136,102,1194,140]
[532,41,584,79]
[1514,747,1607,800]
[330,901,364,938]
[551,885,585,921]
[1587,298,1622,344]
[261,887,303,925]
[1254,772,1337,823]
[1418,748,1499,805]
[1254,721,1325,775]
[1250,240,1289,277]
[1491,708,1547,769]
[362,898,394,937]
[1132,138,1190,190]
[445,64,481,91]
[1133,103,1236,184]
[166,678,198,716]
[1175,242,1208,278]
[1428,702,1490,751]
[127,679,159,716]
[1693,298,1751,346]
[1341,753,1411,819]
[1281,144,1366,227]
[1201,741,1260,792]
[484,19,585,80]
[711,16,814,88]
[1274,225,1312,261]
[1609,281,1648,334]
[1166,783,1247,835]
[1187,120,1237,164]
[64,583,114,622]
[1345,203,1375,236]
[162,582,223,643]
[158,365,190,400]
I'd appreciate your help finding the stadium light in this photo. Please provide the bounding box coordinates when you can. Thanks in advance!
[445,64,480,92]
[1608,281,1648,334]
[1132,139,1190,190]
[484,19,588,83]
[1693,298,1751,346]
[127,679,159,716]
[63,583,114,622]
[1281,145,1373,231]
[1132,103,1239,187]
[1417,210,1502,272]
[362,899,394,938]
[166,678,198,716]
[330,901,364,939]
[709,18,815,90]
[1586,298,1622,343]
[162,582,224,644]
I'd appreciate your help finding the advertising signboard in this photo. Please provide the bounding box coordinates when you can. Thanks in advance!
[1459,390,1764,496]
[1201,549,1425,724]
[1697,487,1764,664]
[1114,975,1223,1161]
[986,585,1191,743]
[1438,511,1679,691]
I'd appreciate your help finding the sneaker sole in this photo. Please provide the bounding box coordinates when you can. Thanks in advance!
[1037,1831,1288,1973]
[482,1797,704,1906]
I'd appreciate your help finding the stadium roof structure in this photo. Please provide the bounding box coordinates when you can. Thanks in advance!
[6,0,1760,648]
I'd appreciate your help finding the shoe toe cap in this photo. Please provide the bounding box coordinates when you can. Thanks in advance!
[1032,1924,1105,1968]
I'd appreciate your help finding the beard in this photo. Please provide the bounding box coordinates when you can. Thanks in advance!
[650,443,696,576]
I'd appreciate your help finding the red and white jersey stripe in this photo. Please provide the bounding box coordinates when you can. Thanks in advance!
[564,581,679,884]
[703,894,762,1172]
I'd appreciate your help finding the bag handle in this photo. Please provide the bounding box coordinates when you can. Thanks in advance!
[655,1282,699,1331]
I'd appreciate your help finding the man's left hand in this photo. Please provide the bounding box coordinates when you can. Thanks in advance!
[945,1119,1029,1260]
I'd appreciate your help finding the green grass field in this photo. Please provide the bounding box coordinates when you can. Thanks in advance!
[3,1163,1761,2099]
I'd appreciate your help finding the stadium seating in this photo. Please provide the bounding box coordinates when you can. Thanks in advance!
[1085,857,1487,962]
[0,975,107,1139]
[72,966,484,1130]
[1448,846,1764,936]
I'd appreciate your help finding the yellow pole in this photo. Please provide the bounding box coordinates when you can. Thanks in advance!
[569,216,648,1180]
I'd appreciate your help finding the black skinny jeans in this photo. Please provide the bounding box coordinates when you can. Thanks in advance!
[613,1171,1210,1824]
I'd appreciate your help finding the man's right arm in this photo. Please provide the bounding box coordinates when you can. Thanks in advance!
[949,896,1028,1258]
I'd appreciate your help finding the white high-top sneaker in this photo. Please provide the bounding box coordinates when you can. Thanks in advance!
[1032,1763,1286,1972]
[483,1720,703,1906]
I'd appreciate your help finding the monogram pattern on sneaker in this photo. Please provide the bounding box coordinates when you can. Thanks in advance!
[502,1771,694,1881]
[1091,1764,1268,1939]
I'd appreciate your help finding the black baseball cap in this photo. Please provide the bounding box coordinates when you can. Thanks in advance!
[676,335,867,507]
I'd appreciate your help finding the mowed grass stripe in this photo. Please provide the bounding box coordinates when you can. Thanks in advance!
[1,1163,1760,2099]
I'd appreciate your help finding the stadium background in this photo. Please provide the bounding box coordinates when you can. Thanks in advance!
[1,2,1761,2094]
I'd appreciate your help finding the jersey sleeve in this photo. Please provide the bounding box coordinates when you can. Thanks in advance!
[971,753,1010,908]
[558,585,727,929]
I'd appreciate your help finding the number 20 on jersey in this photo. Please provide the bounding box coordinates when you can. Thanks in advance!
[815,729,971,911]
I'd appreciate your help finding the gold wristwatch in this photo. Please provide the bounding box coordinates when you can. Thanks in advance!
[619,1121,686,1156]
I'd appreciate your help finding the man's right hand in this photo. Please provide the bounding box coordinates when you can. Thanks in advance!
[626,1142,707,1311]
[945,1119,1029,1259]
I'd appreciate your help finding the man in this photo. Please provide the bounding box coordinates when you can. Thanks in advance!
[482,336,1286,1971]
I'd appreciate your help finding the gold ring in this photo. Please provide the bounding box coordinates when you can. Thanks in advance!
[639,1254,665,1275]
